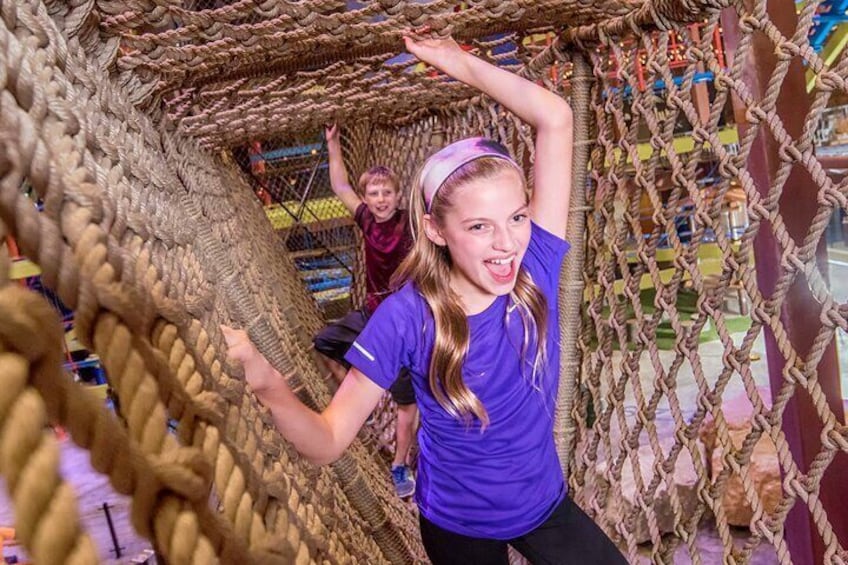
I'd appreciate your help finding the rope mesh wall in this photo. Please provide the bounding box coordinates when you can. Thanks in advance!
[571,0,848,561]
[0,1,421,562]
[230,134,358,321]
[1,0,848,563]
[91,0,632,138]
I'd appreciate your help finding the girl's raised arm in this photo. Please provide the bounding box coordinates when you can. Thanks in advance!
[405,36,573,239]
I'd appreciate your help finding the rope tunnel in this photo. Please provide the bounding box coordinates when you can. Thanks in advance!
[1,0,847,563]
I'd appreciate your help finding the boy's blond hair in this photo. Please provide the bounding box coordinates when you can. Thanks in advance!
[357,166,399,195]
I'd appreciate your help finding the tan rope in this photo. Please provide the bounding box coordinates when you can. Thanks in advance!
[160,129,420,563]
[1,2,418,562]
[0,223,95,564]
[102,0,628,91]
[0,336,100,564]
[4,0,848,562]
[0,281,226,564]
[556,52,593,481]
[569,0,848,557]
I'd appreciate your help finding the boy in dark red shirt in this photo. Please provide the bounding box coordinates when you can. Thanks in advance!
[313,124,417,498]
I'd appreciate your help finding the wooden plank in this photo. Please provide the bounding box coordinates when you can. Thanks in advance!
[9,258,41,279]
[624,241,743,264]
[588,252,731,300]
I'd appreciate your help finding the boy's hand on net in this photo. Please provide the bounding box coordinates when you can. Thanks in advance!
[325,123,339,143]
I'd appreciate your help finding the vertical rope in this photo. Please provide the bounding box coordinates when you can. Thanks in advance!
[0,221,8,288]
[556,53,593,481]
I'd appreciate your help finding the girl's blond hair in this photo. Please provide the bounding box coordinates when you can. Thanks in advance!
[391,155,549,428]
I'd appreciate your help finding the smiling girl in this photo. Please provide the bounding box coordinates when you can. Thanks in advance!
[223,35,624,564]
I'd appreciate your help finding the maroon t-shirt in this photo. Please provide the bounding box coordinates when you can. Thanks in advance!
[355,203,413,313]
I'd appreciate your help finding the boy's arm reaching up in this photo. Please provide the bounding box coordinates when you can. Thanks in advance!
[325,124,363,214]
[404,37,573,239]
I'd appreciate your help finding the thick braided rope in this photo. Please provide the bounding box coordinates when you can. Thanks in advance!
[1,2,407,562]
[23,0,743,150]
[156,27,423,565]
[0,268,227,563]
[81,0,738,145]
[0,325,101,564]
[0,9,280,561]
[158,16,424,565]
[0,225,99,565]
[99,0,628,92]
[115,0,418,554]
[150,318,385,565]
[555,52,593,482]
[157,71,420,560]
[160,130,420,563]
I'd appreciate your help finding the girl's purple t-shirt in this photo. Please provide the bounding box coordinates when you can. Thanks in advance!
[345,222,570,539]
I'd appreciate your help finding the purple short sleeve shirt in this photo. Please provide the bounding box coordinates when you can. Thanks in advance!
[346,222,571,539]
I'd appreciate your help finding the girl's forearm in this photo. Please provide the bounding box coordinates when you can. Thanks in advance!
[245,357,344,465]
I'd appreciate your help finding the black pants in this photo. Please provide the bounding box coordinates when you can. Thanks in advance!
[419,496,627,565]
[313,309,415,404]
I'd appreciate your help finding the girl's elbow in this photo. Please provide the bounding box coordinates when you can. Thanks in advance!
[306,427,351,466]
[307,454,336,466]
[548,103,573,130]
[308,447,345,466]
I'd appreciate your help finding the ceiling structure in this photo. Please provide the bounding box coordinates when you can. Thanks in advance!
[91,0,645,148]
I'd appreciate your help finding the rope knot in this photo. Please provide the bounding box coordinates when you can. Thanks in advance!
[774,40,799,61]
[777,142,802,164]
[149,447,213,502]
[649,0,731,28]
[814,71,842,92]
[0,287,64,364]
[744,105,767,125]
[738,15,759,33]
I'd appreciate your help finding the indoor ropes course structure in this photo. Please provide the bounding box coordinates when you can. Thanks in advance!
[1,0,847,563]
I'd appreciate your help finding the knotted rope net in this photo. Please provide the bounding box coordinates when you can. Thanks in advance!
[1,0,847,563]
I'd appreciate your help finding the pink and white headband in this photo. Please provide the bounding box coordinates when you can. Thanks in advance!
[420,137,520,213]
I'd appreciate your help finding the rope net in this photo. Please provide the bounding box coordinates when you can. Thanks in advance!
[573,0,848,562]
[0,0,847,563]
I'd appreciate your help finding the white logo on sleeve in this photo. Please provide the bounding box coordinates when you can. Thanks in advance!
[352,341,375,361]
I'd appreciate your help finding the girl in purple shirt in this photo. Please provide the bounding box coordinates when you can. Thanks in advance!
[224,35,624,564]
